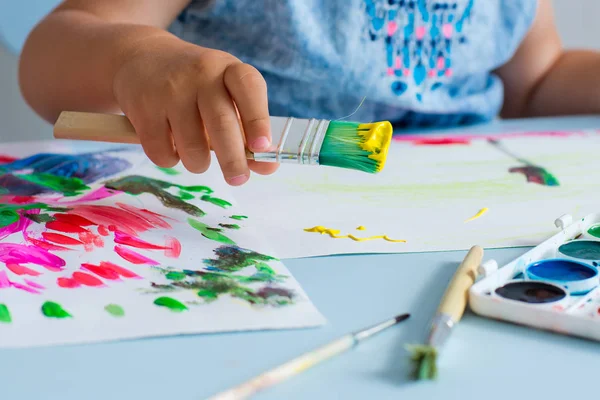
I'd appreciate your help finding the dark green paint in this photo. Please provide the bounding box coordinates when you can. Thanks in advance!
[229,215,248,221]
[218,223,240,230]
[24,213,56,224]
[0,209,19,228]
[559,240,600,260]
[105,175,205,217]
[149,245,293,307]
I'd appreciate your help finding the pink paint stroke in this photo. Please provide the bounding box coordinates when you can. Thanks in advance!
[0,243,66,271]
[114,245,159,265]
[0,271,41,294]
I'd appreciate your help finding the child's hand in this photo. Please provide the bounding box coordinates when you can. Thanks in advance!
[113,36,277,185]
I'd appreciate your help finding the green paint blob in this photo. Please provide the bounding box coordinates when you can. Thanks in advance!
[188,218,236,245]
[16,173,90,196]
[230,215,248,221]
[0,209,19,228]
[104,304,125,317]
[165,271,187,281]
[559,240,600,260]
[197,289,219,300]
[178,191,195,201]
[154,296,188,312]
[588,225,600,239]
[41,301,72,319]
[105,175,206,216]
[200,195,232,208]
[219,223,240,230]
[0,304,12,323]
[156,167,180,176]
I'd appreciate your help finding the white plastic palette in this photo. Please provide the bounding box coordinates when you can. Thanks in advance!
[470,213,600,342]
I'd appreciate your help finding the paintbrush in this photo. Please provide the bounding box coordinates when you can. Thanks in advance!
[53,111,393,173]
[207,313,410,400]
[406,245,483,380]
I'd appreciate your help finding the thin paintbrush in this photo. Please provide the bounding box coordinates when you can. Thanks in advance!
[53,111,393,173]
[406,245,483,380]
[207,313,410,400]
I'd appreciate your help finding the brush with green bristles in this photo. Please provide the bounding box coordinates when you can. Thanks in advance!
[53,112,393,174]
[406,245,484,380]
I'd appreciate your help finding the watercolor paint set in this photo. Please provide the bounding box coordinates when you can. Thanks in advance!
[470,212,600,342]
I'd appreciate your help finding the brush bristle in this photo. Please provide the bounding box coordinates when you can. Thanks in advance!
[406,344,438,380]
[319,121,393,173]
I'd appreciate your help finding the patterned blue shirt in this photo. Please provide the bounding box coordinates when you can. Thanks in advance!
[169,0,538,129]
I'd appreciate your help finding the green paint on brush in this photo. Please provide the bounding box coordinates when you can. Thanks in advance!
[156,167,180,176]
[41,301,72,319]
[588,225,600,239]
[188,218,236,245]
[153,296,188,312]
[200,195,232,208]
[406,344,438,380]
[0,304,12,323]
[105,175,207,217]
[104,304,125,317]
[218,223,240,230]
[15,173,90,196]
[229,215,248,221]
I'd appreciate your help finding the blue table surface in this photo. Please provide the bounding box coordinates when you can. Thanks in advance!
[3,115,600,400]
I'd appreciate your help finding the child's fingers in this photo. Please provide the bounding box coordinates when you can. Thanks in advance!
[223,63,271,152]
[248,160,279,175]
[134,115,179,168]
[198,83,249,186]
[168,101,210,174]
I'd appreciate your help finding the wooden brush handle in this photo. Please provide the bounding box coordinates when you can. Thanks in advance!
[54,111,141,144]
[437,245,483,322]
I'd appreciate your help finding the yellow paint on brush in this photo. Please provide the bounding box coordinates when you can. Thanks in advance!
[304,225,406,243]
[357,121,393,172]
[356,226,366,231]
[464,207,489,223]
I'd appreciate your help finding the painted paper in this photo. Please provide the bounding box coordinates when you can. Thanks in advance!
[0,141,324,348]
[233,129,600,258]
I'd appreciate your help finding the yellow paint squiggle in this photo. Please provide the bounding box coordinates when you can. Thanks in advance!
[356,226,366,231]
[304,226,406,243]
[465,208,489,223]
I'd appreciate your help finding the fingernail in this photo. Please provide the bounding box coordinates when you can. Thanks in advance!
[250,137,270,151]
[227,174,249,186]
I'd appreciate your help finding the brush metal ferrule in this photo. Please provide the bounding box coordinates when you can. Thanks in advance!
[427,313,454,349]
[247,116,330,165]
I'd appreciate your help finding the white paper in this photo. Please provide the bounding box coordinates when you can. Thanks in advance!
[0,141,325,348]
[232,130,600,259]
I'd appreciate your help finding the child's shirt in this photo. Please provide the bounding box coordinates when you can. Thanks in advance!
[169,0,538,128]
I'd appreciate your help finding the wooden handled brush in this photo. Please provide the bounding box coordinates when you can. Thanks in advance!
[406,245,484,380]
[53,111,393,173]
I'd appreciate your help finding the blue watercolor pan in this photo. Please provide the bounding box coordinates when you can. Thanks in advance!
[524,258,598,295]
